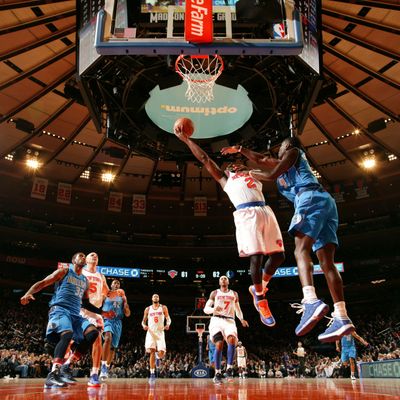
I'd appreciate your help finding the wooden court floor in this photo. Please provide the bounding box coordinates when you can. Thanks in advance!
[1,378,399,399]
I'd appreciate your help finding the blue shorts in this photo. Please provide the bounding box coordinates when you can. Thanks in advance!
[289,189,338,252]
[104,319,122,349]
[341,347,356,362]
[46,306,84,344]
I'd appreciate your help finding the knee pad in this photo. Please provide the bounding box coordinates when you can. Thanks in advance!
[213,332,223,343]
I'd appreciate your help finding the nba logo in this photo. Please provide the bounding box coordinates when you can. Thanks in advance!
[273,23,287,39]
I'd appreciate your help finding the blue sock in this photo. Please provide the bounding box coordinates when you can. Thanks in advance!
[227,344,235,366]
[214,348,222,370]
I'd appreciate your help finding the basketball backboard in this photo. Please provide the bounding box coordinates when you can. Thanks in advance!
[94,0,303,56]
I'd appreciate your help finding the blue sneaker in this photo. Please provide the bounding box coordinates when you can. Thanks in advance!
[291,300,329,336]
[148,372,156,384]
[99,364,108,381]
[88,373,101,387]
[249,286,275,327]
[318,314,355,343]
[155,353,161,369]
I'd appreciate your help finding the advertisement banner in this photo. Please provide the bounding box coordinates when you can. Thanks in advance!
[185,0,213,43]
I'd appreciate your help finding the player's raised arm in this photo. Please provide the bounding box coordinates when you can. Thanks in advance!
[163,305,171,330]
[250,147,298,181]
[221,145,280,168]
[352,331,369,346]
[174,128,226,187]
[121,290,131,317]
[234,292,249,328]
[20,267,68,305]
[203,290,217,315]
[142,306,149,330]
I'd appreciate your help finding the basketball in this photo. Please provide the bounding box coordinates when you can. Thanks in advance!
[174,117,195,138]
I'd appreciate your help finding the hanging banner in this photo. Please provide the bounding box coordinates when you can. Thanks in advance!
[354,178,369,199]
[57,182,72,205]
[132,194,146,215]
[185,0,213,43]
[108,192,123,212]
[332,183,345,203]
[31,177,48,200]
[194,196,207,216]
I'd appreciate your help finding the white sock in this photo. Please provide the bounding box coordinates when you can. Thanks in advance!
[51,363,61,372]
[334,301,348,318]
[302,286,318,302]
[216,369,221,374]
[91,368,99,375]
[150,368,155,374]
[262,274,273,290]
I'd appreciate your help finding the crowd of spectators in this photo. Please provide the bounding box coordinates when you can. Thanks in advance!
[0,297,398,380]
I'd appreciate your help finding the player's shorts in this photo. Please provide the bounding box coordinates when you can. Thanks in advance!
[209,316,238,342]
[80,308,104,332]
[289,189,338,252]
[145,330,166,353]
[233,205,284,257]
[237,356,246,368]
[46,305,85,343]
[104,318,123,349]
[341,347,356,362]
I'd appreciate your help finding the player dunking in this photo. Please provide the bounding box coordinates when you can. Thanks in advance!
[336,331,368,380]
[223,138,355,342]
[100,279,131,380]
[175,124,285,327]
[204,275,249,384]
[142,294,171,383]
[20,253,100,389]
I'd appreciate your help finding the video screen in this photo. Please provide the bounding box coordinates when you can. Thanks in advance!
[141,0,238,13]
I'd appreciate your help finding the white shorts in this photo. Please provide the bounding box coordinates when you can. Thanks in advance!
[233,205,284,257]
[237,357,246,368]
[209,316,238,342]
[145,330,166,353]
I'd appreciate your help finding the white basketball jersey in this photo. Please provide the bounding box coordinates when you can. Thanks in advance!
[82,268,104,308]
[223,171,265,208]
[237,346,246,358]
[148,304,165,331]
[214,289,236,318]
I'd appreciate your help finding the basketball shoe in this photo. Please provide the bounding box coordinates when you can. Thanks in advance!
[291,300,329,336]
[99,364,108,381]
[44,368,68,389]
[88,373,101,387]
[59,364,77,384]
[225,368,234,383]
[318,313,355,342]
[148,372,156,384]
[213,372,223,385]
[249,285,275,327]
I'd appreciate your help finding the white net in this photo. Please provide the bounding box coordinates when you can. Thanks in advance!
[175,55,224,103]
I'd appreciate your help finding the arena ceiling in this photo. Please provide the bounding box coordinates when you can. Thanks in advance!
[0,0,399,201]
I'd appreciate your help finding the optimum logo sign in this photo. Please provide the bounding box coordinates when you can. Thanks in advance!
[145,83,253,139]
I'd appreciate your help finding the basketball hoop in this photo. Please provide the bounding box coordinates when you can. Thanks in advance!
[175,54,224,103]
[195,323,206,339]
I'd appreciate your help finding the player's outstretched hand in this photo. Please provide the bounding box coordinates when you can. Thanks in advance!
[221,146,240,155]
[164,325,170,331]
[143,325,149,331]
[249,169,270,181]
[241,319,249,328]
[20,294,35,305]
[174,128,188,142]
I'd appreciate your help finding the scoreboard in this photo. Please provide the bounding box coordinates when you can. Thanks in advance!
[59,263,344,281]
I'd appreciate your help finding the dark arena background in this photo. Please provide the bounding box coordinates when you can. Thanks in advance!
[0,0,399,399]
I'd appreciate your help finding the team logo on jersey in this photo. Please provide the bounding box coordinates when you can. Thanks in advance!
[168,270,178,279]
[276,239,283,248]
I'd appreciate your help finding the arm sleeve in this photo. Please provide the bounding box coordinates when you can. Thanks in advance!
[82,298,102,314]
[203,299,214,315]
[235,302,244,321]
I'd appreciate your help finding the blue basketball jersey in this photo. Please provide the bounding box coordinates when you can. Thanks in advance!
[341,334,355,348]
[277,149,321,203]
[103,290,125,320]
[49,266,88,316]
